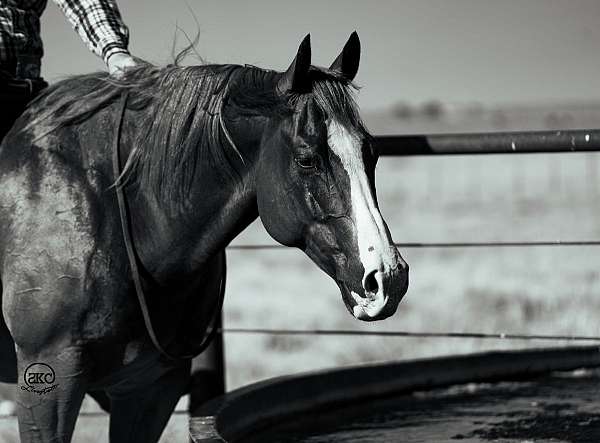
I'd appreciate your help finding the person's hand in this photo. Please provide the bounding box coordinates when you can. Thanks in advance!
[107,52,137,77]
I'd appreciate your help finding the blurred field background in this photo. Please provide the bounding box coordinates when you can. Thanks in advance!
[223,104,600,389]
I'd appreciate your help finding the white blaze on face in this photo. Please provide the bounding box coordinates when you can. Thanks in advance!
[327,119,397,318]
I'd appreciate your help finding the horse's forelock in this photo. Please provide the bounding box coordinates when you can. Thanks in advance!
[306,67,369,138]
[278,67,369,142]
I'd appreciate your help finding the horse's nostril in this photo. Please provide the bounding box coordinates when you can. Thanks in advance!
[363,270,379,294]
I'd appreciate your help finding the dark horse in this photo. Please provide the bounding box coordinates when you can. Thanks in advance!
[0,33,408,442]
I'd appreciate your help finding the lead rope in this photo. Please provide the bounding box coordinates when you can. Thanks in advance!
[112,92,226,361]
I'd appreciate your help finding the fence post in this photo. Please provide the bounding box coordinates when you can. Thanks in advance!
[189,314,225,415]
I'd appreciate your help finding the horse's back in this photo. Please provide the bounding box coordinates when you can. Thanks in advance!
[0,73,118,186]
[0,79,120,241]
[0,106,98,249]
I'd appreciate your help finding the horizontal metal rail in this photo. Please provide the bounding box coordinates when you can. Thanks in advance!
[228,240,600,250]
[219,328,600,342]
[374,129,600,156]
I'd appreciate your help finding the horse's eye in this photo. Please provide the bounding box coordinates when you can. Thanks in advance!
[295,156,317,170]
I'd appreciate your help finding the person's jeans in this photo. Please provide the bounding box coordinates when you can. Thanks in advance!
[0,71,47,142]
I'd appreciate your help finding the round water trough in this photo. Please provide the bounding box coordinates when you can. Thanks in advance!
[190,346,600,442]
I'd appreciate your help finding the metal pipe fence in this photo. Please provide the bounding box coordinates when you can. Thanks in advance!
[375,129,600,156]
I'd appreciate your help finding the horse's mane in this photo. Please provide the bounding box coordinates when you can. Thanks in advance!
[27,60,367,206]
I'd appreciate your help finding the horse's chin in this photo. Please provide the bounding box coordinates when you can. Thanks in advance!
[339,283,396,322]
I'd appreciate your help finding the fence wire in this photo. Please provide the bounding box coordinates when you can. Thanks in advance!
[218,328,600,342]
[228,240,600,250]
[225,130,600,342]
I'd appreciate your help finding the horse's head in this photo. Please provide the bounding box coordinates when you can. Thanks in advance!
[253,33,408,321]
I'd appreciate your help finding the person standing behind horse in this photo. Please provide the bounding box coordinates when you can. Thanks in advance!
[0,0,136,141]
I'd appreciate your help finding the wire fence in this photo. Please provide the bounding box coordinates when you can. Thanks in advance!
[218,328,600,342]
[226,129,600,343]
[228,240,600,250]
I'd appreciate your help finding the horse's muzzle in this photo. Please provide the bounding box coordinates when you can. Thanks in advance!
[342,257,409,322]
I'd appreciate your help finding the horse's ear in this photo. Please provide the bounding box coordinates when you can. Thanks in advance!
[329,31,360,81]
[277,34,312,94]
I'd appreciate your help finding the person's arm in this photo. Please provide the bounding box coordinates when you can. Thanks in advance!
[52,0,136,75]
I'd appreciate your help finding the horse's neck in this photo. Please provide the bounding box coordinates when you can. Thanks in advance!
[127,147,259,283]
[186,169,258,265]
[121,90,267,283]
[128,184,254,284]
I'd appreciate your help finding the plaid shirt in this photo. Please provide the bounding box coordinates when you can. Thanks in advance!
[0,0,129,78]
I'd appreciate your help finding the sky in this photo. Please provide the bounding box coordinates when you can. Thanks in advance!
[41,0,600,112]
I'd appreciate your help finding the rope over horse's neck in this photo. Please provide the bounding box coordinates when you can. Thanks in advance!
[112,91,226,361]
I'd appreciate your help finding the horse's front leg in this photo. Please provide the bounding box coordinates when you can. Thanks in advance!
[3,267,92,443]
[15,344,89,443]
